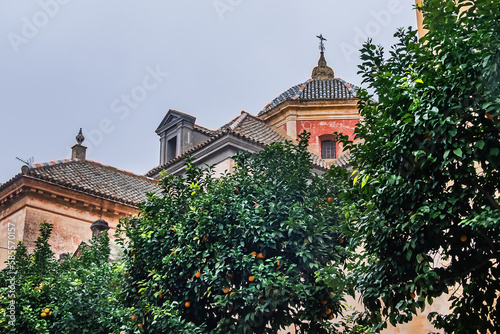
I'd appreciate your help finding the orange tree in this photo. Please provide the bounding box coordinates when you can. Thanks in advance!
[330,0,500,332]
[118,133,349,333]
[0,222,130,334]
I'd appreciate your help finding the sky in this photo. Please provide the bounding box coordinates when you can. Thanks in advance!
[0,0,417,183]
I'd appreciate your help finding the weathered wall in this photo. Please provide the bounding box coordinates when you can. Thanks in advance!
[0,178,138,268]
[296,119,359,157]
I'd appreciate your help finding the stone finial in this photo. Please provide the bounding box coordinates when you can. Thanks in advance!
[71,128,87,160]
[76,128,85,144]
[312,52,334,80]
[312,35,334,80]
[90,219,110,239]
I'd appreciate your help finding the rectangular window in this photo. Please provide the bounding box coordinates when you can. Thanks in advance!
[167,136,177,161]
[321,140,336,159]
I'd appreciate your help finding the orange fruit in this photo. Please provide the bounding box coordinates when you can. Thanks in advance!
[256,253,265,259]
[251,251,257,257]
[326,308,332,315]
[338,237,344,244]
[120,332,125,334]
[233,188,239,195]
[131,315,136,321]
[327,197,333,204]
[460,235,467,242]
[254,203,259,208]
[195,271,201,278]
[49,311,52,316]
[159,293,164,299]
[320,300,327,305]
[223,287,230,294]
[171,251,174,255]
[410,292,416,299]
[328,314,334,320]
[185,301,191,308]
[138,323,143,329]
[40,312,47,317]
[276,260,280,267]
[486,112,494,121]
[44,308,50,314]
[248,276,255,282]
[230,291,236,296]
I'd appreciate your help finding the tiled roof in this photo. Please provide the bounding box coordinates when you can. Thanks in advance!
[1,159,161,206]
[146,112,329,176]
[225,112,289,146]
[259,78,358,116]
[193,124,216,136]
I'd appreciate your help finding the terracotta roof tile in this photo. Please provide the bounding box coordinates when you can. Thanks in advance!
[146,111,329,176]
[2,159,161,206]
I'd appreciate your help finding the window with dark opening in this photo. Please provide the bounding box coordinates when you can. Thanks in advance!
[167,136,177,161]
[321,140,336,159]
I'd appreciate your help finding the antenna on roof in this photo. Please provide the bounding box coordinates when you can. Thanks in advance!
[16,156,34,167]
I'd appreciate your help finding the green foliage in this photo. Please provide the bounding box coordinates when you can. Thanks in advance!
[0,222,129,334]
[119,133,349,333]
[331,0,500,332]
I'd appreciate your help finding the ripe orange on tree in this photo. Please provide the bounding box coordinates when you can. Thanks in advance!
[40,312,47,318]
[195,271,201,278]
[460,235,467,242]
[256,253,265,259]
[223,287,230,294]
[138,323,143,329]
[185,301,191,308]
[327,197,333,204]
[251,251,257,257]
[248,276,255,282]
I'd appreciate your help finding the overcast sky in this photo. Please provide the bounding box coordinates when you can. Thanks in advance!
[0,0,417,183]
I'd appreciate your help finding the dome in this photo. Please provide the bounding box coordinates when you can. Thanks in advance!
[259,77,358,116]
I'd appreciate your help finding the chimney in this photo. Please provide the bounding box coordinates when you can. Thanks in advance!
[90,219,110,239]
[71,128,87,160]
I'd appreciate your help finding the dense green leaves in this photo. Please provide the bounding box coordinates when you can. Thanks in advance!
[0,222,131,334]
[331,0,500,332]
[119,133,349,333]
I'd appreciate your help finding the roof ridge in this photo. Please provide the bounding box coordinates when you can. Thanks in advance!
[229,111,249,130]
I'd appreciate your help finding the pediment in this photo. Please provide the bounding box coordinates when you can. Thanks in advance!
[156,109,196,134]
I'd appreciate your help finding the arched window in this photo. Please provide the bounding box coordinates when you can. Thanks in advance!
[321,140,336,159]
